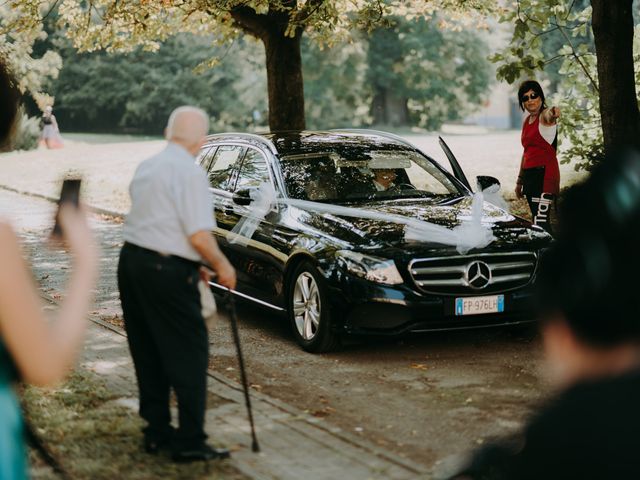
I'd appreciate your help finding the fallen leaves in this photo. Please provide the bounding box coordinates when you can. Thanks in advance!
[410,363,428,370]
[311,406,336,418]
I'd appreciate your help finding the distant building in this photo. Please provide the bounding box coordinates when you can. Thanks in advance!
[464,81,519,129]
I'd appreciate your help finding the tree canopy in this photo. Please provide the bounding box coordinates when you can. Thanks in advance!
[4,0,494,130]
[42,18,491,134]
[0,2,61,108]
[47,34,267,133]
[366,16,491,129]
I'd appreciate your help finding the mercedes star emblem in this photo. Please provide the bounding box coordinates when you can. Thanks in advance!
[465,260,492,289]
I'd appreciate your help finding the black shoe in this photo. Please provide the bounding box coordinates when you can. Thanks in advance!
[143,425,175,454]
[144,436,172,454]
[172,445,231,463]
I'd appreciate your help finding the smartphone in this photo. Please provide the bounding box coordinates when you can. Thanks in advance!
[52,178,81,237]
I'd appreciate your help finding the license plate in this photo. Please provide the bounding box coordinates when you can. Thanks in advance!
[455,295,504,316]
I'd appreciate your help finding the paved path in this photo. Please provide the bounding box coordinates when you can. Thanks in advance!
[4,189,429,480]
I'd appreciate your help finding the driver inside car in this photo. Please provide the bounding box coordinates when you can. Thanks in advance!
[372,168,397,191]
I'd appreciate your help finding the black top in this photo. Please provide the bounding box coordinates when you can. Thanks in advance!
[452,369,640,479]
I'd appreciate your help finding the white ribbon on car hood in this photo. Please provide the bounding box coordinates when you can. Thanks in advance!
[228,183,496,254]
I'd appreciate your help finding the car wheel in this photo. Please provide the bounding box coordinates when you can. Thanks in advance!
[288,261,340,353]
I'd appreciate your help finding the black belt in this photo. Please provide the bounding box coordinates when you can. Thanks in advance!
[123,242,201,269]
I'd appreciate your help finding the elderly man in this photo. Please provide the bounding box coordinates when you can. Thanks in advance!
[117,106,236,462]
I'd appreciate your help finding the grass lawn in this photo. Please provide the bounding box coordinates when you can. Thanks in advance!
[22,370,246,480]
[64,132,163,144]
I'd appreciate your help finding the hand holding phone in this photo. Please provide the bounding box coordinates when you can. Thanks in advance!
[52,178,81,238]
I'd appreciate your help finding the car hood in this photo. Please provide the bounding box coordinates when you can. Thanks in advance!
[284,196,552,252]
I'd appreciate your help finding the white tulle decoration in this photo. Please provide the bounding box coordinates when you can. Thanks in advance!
[228,182,277,246]
[481,183,510,212]
[227,187,496,254]
[451,192,496,253]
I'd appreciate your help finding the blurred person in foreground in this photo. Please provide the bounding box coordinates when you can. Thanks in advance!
[118,106,236,462]
[451,148,640,479]
[0,58,98,479]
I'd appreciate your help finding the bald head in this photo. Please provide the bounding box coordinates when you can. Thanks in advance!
[165,106,209,155]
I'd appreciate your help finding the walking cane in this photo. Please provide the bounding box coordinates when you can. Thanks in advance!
[226,290,261,453]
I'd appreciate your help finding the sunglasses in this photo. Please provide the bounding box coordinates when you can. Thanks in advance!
[521,92,539,102]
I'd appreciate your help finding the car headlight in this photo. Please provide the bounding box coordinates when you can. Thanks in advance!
[335,250,404,285]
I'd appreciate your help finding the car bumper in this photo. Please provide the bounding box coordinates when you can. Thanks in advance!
[328,274,537,336]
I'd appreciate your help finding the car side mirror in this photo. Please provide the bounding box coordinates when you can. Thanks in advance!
[476,175,501,192]
[232,188,253,205]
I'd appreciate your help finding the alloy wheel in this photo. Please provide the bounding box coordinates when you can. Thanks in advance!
[292,272,321,341]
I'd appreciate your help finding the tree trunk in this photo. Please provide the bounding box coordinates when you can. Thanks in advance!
[371,87,410,126]
[591,0,640,155]
[263,31,306,131]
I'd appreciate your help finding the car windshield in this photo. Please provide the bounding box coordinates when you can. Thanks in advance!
[280,148,461,202]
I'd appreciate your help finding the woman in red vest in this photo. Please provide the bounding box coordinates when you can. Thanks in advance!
[515,80,560,233]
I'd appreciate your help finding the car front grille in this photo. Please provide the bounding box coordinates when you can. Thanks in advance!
[408,251,537,296]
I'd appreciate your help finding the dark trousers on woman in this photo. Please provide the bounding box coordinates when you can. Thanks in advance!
[117,242,208,452]
[525,192,555,233]
[521,166,556,234]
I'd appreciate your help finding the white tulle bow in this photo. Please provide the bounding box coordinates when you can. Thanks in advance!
[228,182,278,246]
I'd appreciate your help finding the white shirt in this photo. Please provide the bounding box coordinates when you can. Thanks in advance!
[524,112,557,145]
[373,180,394,191]
[539,122,557,145]
[123,142,215,262]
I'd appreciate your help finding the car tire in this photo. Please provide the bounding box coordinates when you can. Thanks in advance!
[287,261,340,353]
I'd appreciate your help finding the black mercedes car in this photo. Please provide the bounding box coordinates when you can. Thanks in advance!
[199,130,552,352]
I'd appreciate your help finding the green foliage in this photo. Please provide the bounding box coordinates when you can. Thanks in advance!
[49,35,267,134]
[11,111,40,151]
[49,1,493,52]
[491,0,639,171]
[290,16,495,131]
[366,16,492,130]
[0,2,62,109]
[47,16,491,133]
[4,1,499,134]
[302,38,370,129]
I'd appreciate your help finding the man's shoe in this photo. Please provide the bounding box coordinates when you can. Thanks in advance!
[143,426,175,454]
[172,445,231,463]
[144,437,171,454]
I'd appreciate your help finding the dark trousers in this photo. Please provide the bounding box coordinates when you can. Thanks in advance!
[521,166,555,234]
[526,193,555,234]
[117,243,208,451]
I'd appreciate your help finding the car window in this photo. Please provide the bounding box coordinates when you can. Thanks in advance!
[197,145,218,172]
[280,149,460,202]
[235,149,271,191]
[404,162,454,194]
[208,145,245,191]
